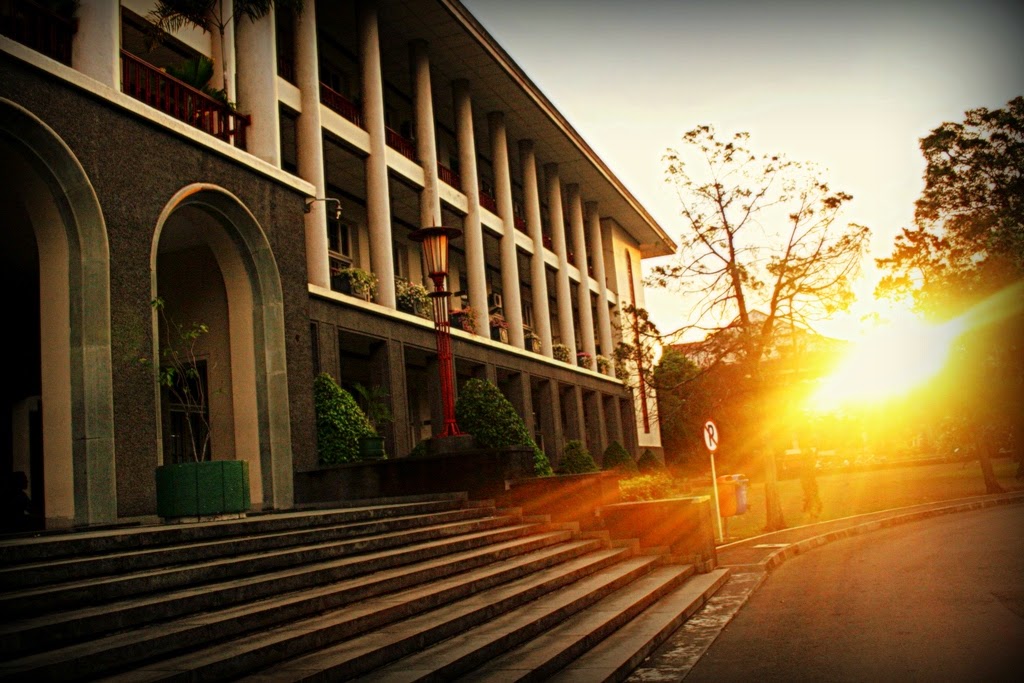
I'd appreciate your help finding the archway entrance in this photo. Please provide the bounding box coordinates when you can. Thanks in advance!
[152,187,294,510]
[0,99,116,530]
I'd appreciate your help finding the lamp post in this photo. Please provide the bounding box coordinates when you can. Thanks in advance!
[409,226,463,437]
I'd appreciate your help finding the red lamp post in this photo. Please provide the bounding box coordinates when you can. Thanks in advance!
[409,226,463,437]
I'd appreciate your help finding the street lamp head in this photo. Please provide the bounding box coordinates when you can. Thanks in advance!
[409,226,462,279]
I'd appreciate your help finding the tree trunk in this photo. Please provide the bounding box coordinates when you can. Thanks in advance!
[979,442,1005,494]
[763,447,786,531]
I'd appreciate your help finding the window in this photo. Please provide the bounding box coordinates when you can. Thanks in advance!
[523,300,534,328]
[393,242,409,281]
[328,218,356,275]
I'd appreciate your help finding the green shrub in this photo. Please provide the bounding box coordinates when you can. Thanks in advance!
[619,473,676,502]
[314,373,375,465]
[560,440,599,474]
[455,378,553,476]
[602,441,637,474]
[408,439,428,458]
[637,448,664,473]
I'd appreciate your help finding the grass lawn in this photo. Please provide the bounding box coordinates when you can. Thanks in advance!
[689,458,1023,542]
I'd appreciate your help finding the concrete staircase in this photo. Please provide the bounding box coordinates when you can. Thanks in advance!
[0,494,728,682]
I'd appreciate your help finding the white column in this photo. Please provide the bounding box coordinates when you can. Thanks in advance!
[587,201,615,373]
[546,163,576,359]
[235,8,280,165]
[359,0,396,308]
[453,79,487,335]
[295,0,329,288]
[489,112,525,349]
[73,0,119,89]
[210,0,236,102]
[568,185,596,368]
[412,40,441,228]
[520,140,552,356]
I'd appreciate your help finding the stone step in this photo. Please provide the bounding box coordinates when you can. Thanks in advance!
[0,514,527,618]
[244,552,656,683]
[0,495,469,565]
[367,562,690,683]
[2,532,594,681]
[0,506,496,591]
[548,568,731,683]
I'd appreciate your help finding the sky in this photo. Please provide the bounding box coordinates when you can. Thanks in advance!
[461,0,1024,341]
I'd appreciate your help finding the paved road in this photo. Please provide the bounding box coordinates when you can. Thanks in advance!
[687,504,1024,682]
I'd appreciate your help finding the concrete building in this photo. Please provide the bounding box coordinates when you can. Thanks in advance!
[0,0,674,528]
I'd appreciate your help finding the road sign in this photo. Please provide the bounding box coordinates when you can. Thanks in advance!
[703,420,719,452]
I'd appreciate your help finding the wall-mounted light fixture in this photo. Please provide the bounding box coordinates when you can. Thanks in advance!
[304,197,342,221]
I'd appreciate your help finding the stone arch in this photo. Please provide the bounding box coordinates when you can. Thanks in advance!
[150,184,293,510]
[0,98,116,527]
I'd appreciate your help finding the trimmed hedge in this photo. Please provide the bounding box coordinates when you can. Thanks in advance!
[560,440,599,474]
[455,379,553,476]
[602,441,637,474]
[618,473,676,501]
[314,373,375,465]
[637,448,664,473]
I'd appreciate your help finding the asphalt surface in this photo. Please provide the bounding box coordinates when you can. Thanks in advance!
[685,503,1024,682]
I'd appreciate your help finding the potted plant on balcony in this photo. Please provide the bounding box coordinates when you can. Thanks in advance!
[331,267,377,301]
[353,383,392,460]
[449,306,477,334]
[148,1,305,103]
[576,351,593,369]
[396,279,430,318]
[489,312,510,343]
[552,343,572,363]
[151,298,250,520]
[596,354,612,374]
[525,328,542,353]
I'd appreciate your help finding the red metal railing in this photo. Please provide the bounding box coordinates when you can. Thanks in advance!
[567,250,576,266]
[437,163,461,190]
[385,126,416,160]
[120,50,250,149]
[319,82,362,127]
[277,52,295,84]
[513,215,528,233]
[0,0,74,65]
[542,234,554,250]
[479,189,497,213]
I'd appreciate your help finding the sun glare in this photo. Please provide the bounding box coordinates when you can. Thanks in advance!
[808,315,964,413]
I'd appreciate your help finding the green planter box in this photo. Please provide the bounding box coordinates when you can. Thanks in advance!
[358,435,386,460]
[156,460,251,519]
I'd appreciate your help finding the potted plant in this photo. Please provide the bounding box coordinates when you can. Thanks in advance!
[525,328,542,353]
[331,267,378,300]
[352,383,392,459]
[596,354,612,374]
[552,343,572,363]
[151,298,250,520]
[396,279,430,318]
[489,312,510,343]
[449,306,477,334]
[576,351,593,369]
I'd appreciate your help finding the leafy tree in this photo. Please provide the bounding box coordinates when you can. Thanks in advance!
[455,379,553,476]
[650,126,871,530]
[877,97,1024,488]
[148,0,304,96]
[314,373,374,465]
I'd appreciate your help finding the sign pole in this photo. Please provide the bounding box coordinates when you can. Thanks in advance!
[704,420,723,543]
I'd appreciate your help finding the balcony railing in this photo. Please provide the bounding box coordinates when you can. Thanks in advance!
[385,126,416,160]
[276,52,295,84]
[437,163,461,190]
[478,178,497,213]
[513,215,528,233]
[120,50,250,149]
[542,234,554,250]
[319,82,362,128]
[0,0,74,65]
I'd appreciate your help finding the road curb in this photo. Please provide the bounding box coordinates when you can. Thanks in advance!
[627,490,1024,682]
[726,490,1024,573]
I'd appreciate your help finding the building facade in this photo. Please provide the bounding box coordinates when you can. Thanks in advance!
[0,0,674,528]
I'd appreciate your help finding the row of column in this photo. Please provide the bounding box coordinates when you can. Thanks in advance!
[69,1,618,371]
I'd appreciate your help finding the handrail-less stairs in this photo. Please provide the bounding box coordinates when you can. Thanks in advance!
[0,494,727,682]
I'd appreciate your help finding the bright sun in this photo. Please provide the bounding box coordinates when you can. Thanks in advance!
[808,312,965,413]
